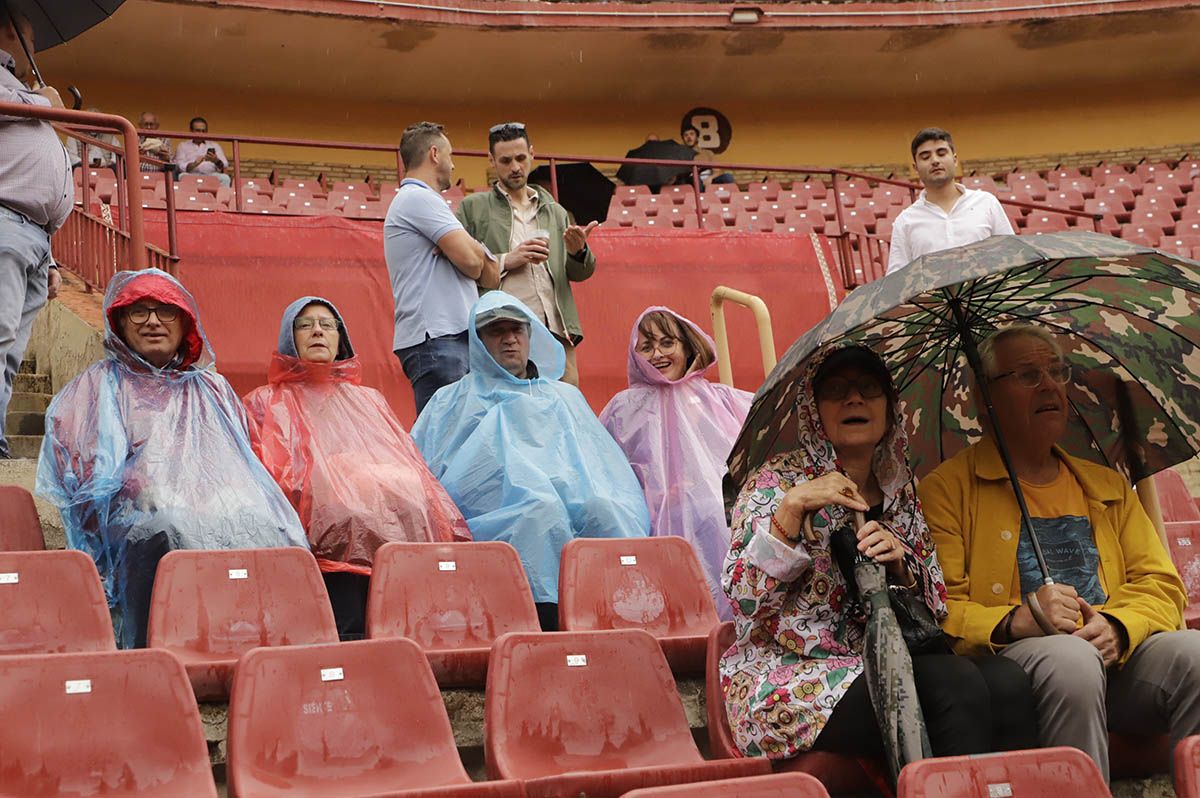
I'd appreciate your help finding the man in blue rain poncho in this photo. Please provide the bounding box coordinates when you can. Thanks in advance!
[37,269,309,648]
[412,291,650,629]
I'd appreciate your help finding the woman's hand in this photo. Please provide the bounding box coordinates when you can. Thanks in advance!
[770,472,869,545]
[856,520,909,578]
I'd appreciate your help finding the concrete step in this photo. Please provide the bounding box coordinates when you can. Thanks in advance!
[13,373,50,394]
[7,435,43,459]
[8,392,51,413]
[18,359,35,375]
[5,411,44,436]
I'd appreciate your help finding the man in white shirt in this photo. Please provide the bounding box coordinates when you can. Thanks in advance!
[173,116,231,187]
[886,128,1013,275]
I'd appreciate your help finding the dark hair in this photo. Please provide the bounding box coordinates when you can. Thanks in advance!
[488,123,530,154]
[813,346,896,404]
[400,122,447,170]
[189,116,208,130]
[637,310,714,374]
[910,127,955,159]
[682,125,699,136]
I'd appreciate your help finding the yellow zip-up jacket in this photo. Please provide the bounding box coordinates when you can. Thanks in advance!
[918,437,1184,665]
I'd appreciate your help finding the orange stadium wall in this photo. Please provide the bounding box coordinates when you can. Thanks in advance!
[69,76,1200,187]
[144,211,841,426]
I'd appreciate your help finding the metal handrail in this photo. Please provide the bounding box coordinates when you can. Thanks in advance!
[710,286,778,387]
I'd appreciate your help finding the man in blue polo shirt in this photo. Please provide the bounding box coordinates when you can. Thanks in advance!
[384,121,498,414]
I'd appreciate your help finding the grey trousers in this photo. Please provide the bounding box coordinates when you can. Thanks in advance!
[1002,629,1200,781]
[0,207,51,458]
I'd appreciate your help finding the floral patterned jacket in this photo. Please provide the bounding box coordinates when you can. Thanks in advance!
[719,347,948,759]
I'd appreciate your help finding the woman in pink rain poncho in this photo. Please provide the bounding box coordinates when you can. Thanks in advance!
[244,296,470,638]
[600,308,752,619]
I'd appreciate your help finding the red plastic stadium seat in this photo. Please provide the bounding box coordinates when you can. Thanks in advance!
[1134,194,1180,215]
[630,216,664,229]
[0,649,217,797]
[783,209,825,232]
[286,196,324,215]
[1004,175,1048,200]
[1095,184,1136,210]
[330,180,372,196]
[1046,189,1086,211]
[0,549,115,653]
[147,548,338,700]
[377,180,400,198]
[896,746,1110,797]
[140,188,167,210]
[810,198,838,220]
[1165,521,1200,630]
[1175,735,1200,798]
[622,772,830,797]
[962,175,999,192]
[702,213,730,231]
[746,181,782,202]
[1023,212,1071,234]
[855,197,890,218]
[1130,208,1176,233]
[705,622,882,793]
[636,194,670,215]
[729,193,760,212]
[1143,180,1185,202]
[1162,236,1200,257]
[282,178,326,199]
[1121,224,1164,248]
[1099,171,1143,192]
[367,541,540,686]
[1136,162,1173,183]
[790,179,828,198]
[616,185,651,205]
[1055,176,1096,197]
[559,537,719,673]
[874,185,911,206]
[486,629,770,797]
[175,193,220,212]
[0,484,43,551]
[664,184,698,204]
[227,638,523,798]
[734,211,775,232]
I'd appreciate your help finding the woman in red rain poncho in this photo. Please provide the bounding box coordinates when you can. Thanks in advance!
[244,296,470,638]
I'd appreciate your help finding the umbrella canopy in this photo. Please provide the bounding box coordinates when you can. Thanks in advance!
[616,139,696,189]
[834,522,932,784]
[728,232,1200,580]
[529,162,615,225]
[6,0,124,51]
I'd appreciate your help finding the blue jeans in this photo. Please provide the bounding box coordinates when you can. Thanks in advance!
[395,331,469,415]
[0,206,52,458]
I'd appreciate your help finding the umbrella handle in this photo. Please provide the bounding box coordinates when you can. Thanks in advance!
[67,86,82,110]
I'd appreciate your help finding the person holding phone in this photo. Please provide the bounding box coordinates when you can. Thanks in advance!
[173,116,231,186]
[456,122,599,386]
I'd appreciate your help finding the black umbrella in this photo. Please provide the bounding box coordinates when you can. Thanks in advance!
[615,139,696,189]
[529,162,615,226]
[5,0,124,104]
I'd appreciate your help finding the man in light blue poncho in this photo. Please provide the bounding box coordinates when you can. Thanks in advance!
[412,291,650,629]
[36,269,309,648]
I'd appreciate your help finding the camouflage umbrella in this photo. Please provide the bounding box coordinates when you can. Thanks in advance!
[729,232,1200,581]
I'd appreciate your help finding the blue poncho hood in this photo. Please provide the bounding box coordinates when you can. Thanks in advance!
[277,296,355,361]
[411,291,649,602]
[36,269,309,648]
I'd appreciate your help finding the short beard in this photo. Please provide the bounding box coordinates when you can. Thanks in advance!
[499,173,526,192]
[921,171,954,190]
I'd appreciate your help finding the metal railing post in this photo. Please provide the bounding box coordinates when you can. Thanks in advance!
[692,165,704,227]
[549,158,559,202]
[710,286,777,387]
[233,139,243,211]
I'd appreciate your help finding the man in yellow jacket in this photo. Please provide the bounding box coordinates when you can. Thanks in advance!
[920,323,1200,781]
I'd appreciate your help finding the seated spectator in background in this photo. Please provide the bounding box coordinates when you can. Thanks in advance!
[600,307,752,619]
[919,323,1200,780]
[173,116,231,187]
[36,269,309,649]
[412,291,650,630]
[66,107,116,169]
[244,296,471,639]
[137,111,172,173]
[722,345,1037,763]
[681,124,735,186]
[386,121,498,415]
[886,127,1013,274]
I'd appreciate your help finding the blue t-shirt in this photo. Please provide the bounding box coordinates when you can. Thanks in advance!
[1016,463,1107,604]
[383,178,479,351]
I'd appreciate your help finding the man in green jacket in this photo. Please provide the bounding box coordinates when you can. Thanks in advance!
[455,122,598,386]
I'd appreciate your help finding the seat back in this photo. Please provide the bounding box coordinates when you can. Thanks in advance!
[1166,521,1200,605]
[559,537,719,637]
[706,621,739,758]
[1175,735,1200,798]
[147,548,337,656]
[0,550,115,654]
[0,649,217,796]
[228,638,471,795]
[0,485,44,551]
[897,747,1110,797]
[1157,469,1200,522]
[486,629,701,780]
[622,773,830,797]
[367,541,539,649]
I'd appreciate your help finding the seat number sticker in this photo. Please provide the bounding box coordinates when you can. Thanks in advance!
[1179,538,1193,547]
[320,667,344,682]
[987,784,1013,798]
[0,572,17,584]
[65,679,92,694]
[438,561,457,571]
[619,555,637,566]
[228,569,248,580]
[566,655,587,667]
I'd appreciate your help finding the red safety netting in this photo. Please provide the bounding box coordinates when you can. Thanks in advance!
[145,211,844,426]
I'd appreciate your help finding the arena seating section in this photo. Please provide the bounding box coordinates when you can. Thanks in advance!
[75,159,1200,265]
[2,458,1200,793]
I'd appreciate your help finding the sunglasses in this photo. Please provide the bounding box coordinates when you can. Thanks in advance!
[816,376,886,402]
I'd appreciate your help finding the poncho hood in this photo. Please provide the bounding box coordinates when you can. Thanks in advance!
[626,305,719,388]
[470,290,566,384]
[103,269,210,372]
[277,296,356,361]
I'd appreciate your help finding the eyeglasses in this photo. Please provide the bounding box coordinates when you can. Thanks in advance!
[638,337,680,357]
[125,305,180,324]
[489,122,526,134]
[990,362,1071,388]
[294,318,339,332]
[816,376,886,402]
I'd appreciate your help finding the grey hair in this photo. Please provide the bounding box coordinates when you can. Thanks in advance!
[977,323,1064,378]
